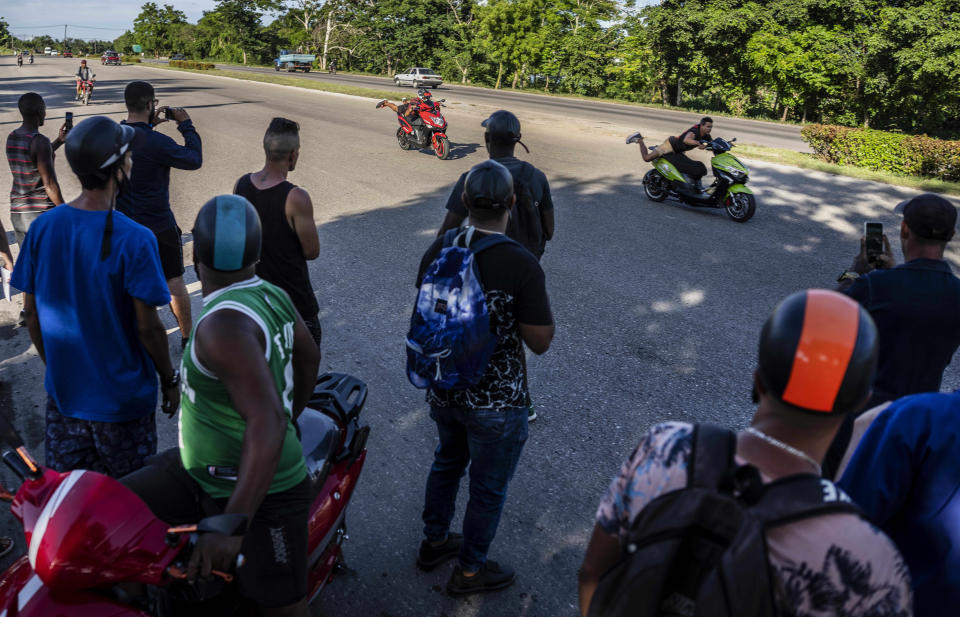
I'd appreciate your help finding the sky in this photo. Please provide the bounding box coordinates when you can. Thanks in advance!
[4,0,660,42]
[3,0,221,41]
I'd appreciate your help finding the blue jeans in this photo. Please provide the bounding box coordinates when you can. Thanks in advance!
[422,405,528,572]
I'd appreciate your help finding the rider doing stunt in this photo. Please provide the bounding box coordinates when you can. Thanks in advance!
[377,96,426,143]
[122,195,322,617]
[629,117,713,191]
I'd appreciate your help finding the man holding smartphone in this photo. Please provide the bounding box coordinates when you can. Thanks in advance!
[6,92,68,247]
[118,81,203,349]
[827,193,960,474]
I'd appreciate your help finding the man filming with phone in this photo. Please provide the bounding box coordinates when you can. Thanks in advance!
[826,193,960,474]
[118,80,203,349]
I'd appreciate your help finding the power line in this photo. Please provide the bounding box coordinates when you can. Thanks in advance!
[9,24,128,31]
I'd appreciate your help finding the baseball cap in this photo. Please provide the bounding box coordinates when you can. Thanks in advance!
[894,193,958,241]
[65,116,143,178]
[463,160,514,209]
[481,110,529,153]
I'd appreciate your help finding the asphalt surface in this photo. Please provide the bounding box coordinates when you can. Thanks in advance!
[149,59,808,152]
[1,57,958,617]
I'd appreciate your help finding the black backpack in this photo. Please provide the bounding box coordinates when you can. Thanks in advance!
[587,424,864,617]
[505,162,546,258]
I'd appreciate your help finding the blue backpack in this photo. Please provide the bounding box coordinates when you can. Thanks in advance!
[406,227,512,390]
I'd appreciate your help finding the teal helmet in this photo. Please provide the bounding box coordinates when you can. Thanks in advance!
[192,195,262,272]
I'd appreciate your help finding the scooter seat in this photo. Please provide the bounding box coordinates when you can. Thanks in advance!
[297,408,341,496]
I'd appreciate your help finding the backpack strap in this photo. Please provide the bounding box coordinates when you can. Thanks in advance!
[689,424,737,491]
[749,474,864,528]
[442,227,461,248]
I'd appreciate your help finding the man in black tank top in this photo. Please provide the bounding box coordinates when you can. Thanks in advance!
[233,118,322,350]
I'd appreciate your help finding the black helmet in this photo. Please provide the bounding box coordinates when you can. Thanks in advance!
[463,160,514,210]
[192,195,262,272]
[65,116,142,180]
[758,289,878,414]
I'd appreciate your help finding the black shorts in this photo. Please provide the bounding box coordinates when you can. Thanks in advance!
[120,448,311,608]
[155,226,185,280]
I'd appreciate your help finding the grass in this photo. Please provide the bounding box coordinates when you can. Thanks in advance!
[734,143,960,196]
[143,62,960,196]
[145,63,398,101]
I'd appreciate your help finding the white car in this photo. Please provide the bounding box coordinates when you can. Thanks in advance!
[393,67,442,89]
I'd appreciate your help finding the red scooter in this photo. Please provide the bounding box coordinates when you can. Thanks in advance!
[0,372,369,616]
[396,89,450,160]
[76,75,96,105]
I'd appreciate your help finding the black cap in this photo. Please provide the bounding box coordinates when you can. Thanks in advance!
[481,110,521,138]
[894,193,958,241]
[481,110,529,153]
[65,116,143,178]
[463,160,514,210]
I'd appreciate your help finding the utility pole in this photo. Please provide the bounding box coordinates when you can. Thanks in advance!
[63,24,67,50]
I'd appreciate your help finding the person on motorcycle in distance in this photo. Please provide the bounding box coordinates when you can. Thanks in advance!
[121,195,321,617]
[628,117,713,191]
[75,59,93,100]
[16,52,23,68]
[377,96,427,143]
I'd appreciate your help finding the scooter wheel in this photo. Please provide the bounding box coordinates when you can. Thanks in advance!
[397,127,413,151]
[725,192,756,223]
[643,170,668,202]
[434,136,450,160]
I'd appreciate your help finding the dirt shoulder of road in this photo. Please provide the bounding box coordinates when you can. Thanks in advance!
[142,63,960,198]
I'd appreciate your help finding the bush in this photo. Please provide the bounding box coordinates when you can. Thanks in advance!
[121,56,141,63]
[802,124,960,182]
[169,60,214,70]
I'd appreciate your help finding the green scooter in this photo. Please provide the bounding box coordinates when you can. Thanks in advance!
[641,137,756,223]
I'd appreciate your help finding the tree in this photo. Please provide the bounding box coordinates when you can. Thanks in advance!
[214,0,283,64]
[133,3,189,56]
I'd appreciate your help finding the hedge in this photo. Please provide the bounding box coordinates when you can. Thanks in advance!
[121,56,141,64]
[801,124,960,182]
[169,60,215,70]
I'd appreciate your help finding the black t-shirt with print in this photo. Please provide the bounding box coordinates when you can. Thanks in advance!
[444,156,554,219]
[416,230,553,410]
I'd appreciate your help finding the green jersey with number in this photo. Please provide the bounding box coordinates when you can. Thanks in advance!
[179,277,307,499]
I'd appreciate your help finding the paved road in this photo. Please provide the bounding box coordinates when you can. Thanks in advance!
[149,59,808,152]
[0,57,957,617]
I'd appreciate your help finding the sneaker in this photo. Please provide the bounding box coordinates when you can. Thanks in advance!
[446,560,515,596]
[625,131,643,145]
[527,406,537,423]
[416,533,463,571]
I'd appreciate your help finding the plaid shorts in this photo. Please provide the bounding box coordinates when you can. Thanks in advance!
[45,396,157,478]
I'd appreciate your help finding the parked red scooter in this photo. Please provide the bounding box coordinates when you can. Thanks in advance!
[0,372,369,616]
[396,89,451,160]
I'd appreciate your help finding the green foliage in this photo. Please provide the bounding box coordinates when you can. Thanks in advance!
[802,124,960,181]
[108,0,960,137]
[122,56,143,63]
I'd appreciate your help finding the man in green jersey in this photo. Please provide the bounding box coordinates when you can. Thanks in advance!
[123,194,321,616]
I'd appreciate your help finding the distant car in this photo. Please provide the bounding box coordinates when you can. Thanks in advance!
[101,50,120,65]
[50,50,59,56]
[393,67,442,89]
[170,53,186,61]
[62,51,73,58]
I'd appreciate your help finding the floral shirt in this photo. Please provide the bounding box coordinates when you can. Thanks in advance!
[597,422,913,617]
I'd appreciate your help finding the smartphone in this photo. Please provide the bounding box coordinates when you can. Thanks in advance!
[163,107,174,120]
[865,221,884,263]
[64,112,73,130]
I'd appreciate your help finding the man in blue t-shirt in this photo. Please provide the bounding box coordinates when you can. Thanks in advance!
[839,391,960,617]
[12,116,179,478]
